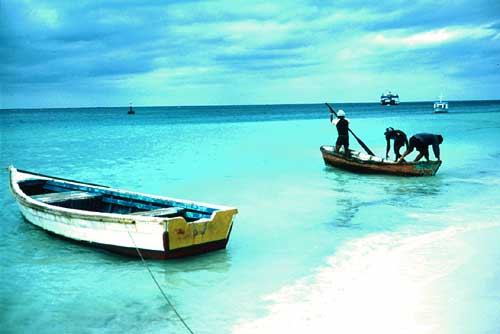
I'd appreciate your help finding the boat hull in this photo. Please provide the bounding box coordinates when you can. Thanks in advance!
[433,98,448,113]
[26,220,231,259]
[320,146,441,176]
[9,167,237,259]
[381,99,399,105]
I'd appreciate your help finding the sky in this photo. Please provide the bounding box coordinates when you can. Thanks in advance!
[1,0,499,108]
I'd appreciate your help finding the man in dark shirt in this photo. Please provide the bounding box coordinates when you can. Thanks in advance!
[397,133,443,162]
[330,109,350,156]
[384,127,408,161]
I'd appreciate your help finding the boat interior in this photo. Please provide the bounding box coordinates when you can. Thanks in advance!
[18,178,214,222]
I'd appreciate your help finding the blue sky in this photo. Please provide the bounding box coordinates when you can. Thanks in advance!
[1,0,499,108]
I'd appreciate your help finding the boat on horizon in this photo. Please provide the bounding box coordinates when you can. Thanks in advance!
[380,91,400,105]
[320,146,441,176]
[8,167,238,259]
[433,94,449,113]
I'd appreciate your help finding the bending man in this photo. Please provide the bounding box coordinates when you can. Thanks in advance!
[384,127,408,161]
[397,133,443,163]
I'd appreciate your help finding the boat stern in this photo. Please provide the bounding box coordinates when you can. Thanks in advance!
[162,208,238,258]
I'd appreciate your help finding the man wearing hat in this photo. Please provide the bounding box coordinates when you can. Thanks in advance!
[384,127,408,161]
[330,109,350,156]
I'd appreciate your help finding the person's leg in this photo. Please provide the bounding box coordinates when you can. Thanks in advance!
[344,144,350,157]
[335,136,341,152]
[414,151,424,161]
[413,138,427,162]
[423,147,430,161]
[397,137,416,162]
[394,141,403,161]
[337,136,348,155]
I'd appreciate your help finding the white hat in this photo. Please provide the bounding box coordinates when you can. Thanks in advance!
[337,109,346,117]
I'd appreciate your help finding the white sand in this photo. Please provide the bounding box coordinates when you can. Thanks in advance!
[233,223,500,334]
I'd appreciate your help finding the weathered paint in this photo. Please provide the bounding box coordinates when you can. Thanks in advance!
[15,200,166,251]
[9,166,238,259]
[320,146,441,176]
[35,226,231,259]
[166,209,236,250]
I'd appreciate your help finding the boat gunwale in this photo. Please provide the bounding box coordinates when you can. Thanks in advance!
[9,167,238,225]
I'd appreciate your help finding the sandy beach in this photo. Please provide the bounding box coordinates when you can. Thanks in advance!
[234,222,500,334]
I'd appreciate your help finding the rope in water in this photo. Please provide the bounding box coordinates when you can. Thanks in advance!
[127,231,194,334]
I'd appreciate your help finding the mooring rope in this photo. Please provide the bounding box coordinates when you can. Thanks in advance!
[127,230,195,334]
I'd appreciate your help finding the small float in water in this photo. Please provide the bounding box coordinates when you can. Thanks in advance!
[128,103,135,114]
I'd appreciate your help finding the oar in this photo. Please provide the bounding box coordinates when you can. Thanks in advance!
[325,102,375,156]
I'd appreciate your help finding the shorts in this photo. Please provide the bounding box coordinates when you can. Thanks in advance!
[336,135,349,147]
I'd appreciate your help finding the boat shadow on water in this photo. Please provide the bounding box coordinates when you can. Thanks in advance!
[322,167,446,228]
[153,250,233,276]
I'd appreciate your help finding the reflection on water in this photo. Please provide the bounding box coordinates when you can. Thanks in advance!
[155,249,233,276]
[331,197,363,227]
[322,167,446,229]
[388,177,443,195]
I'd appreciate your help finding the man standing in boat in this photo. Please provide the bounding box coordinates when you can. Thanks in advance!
[397,133,443,163]
[384,127,408,161]
[330,109,350,157]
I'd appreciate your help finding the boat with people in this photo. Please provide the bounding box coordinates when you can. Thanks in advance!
[433,94,449,113]
[380,91,400,105]
[8,166,238,259]
[320,146,442,176]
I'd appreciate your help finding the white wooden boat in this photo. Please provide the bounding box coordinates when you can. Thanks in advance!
[9,166,238,259]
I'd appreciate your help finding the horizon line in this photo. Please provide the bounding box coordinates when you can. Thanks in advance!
[2,99,500,111]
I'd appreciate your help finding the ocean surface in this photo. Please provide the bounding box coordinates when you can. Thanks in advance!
[1,101,499,334]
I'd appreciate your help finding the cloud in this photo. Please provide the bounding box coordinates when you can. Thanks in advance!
[372,25,497,47]
[1,0,499,107]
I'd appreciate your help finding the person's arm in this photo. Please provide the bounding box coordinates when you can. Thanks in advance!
[385,137,390,158]
[397,150,409,163]
[432,142,440,160]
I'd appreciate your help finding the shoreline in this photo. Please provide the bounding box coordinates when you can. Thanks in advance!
[233,223,500,334]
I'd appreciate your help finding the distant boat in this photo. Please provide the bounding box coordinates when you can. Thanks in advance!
[8,166,238,259]
[128,103,135,114]
[433,94,449,113]
[380,91,400,105]
[320,146,441,176]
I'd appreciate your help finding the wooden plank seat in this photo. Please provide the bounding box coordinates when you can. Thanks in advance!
[32,191,101,204]
[130,207,184,217]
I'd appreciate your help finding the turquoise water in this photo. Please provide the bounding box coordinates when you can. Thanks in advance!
[1,101,500,333]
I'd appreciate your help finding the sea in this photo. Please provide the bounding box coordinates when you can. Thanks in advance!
[1,101,499,334]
